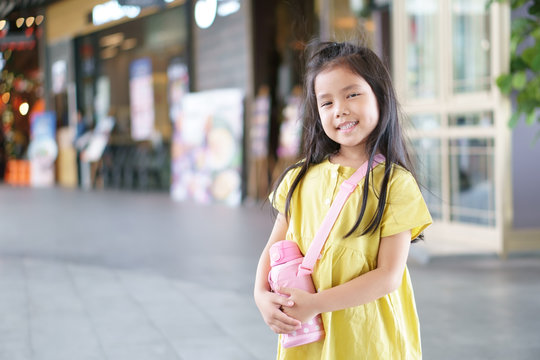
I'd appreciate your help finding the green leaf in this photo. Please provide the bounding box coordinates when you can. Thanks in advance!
[508,112,520,128]
[510,36,520,54]
[510,56,528,72]
[533,80,540,101]
[512,71,527,90]
[528,1,540,15]
[531,26,540,41]
[532,53,540,72]
[521,46,537,66]
[511,18,534,35]
[523,80,540,103]
[511,0,531,9]
[517,88,538,110]
[496,74,513,94]
[525,110,537,125]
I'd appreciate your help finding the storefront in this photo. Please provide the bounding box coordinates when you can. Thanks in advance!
[46,0,251,196]
[45,1,187,190]
[42,0,539,254]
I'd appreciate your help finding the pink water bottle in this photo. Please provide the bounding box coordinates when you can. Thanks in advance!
[268,240,325,348]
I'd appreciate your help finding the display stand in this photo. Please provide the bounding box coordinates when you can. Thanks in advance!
[77,116,114,190]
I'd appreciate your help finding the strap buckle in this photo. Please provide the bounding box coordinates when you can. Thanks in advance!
[297,265,312,276]
[340,180,357,193]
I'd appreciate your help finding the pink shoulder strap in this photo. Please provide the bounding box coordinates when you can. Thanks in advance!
[296,154,385,277]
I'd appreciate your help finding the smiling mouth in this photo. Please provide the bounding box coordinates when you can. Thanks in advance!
[337,121,359,130]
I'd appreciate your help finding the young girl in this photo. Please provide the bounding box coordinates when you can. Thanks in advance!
[254,41,432,359]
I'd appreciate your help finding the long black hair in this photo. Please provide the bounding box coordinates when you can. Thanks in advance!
[273,40,418,238]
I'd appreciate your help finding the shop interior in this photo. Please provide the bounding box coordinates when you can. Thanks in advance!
[74,5,188,191]
[0,10,45,185]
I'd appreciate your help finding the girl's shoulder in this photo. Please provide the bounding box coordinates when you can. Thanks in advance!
[382,163,423,196]
[274,159,335,194]
[389,163,417,182]
[270,159,324,213]
[368,162,421,196]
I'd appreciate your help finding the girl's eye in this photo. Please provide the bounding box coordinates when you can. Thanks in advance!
[320,101,332,108]
[348,93,360,98]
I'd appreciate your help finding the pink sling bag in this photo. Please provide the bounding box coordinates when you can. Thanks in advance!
[268,154,385,348]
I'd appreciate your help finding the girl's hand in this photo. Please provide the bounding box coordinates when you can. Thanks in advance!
[254,288,302,334]
[278,287,320,324]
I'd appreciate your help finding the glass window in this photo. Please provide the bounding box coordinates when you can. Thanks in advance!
[412,138,443,220]
[452,0,491,93]
[449,138,495,226]
[409,113,441,130]
[406,0,438,99]
[75,6,188,138]
[398,2,499,234]
[326,0,392,64]
[448,111,493,127]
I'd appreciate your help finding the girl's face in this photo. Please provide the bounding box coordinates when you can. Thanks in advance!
[314,65,379,157]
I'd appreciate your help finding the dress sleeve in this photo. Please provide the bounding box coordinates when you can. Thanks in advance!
[268,166,300,214]
[380,167,433,240]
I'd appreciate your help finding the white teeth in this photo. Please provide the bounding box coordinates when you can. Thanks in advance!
[339,122,358,130]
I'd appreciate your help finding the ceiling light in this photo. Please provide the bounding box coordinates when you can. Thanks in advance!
[194,0,217,29]
[19,102,29,116]
[217,0,240,17]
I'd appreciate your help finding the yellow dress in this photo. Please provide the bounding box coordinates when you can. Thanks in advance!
[270,159,432,360]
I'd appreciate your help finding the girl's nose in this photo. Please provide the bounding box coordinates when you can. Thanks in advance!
[335,104,350,118]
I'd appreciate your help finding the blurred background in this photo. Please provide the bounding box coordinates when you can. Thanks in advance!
[0,0,539,359]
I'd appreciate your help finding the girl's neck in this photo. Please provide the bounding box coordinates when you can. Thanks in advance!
[329,148,370,169]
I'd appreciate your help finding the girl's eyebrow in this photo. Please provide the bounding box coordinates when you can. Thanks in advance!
[316,93,330,101]
[316,84,362,100]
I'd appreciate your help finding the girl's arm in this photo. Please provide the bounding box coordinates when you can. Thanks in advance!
[254,212,302,334]
[281,229,412,322]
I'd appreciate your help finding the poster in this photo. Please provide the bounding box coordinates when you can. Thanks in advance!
[27,111,57,187]
[129,57,154,140]
[171,88,244,206]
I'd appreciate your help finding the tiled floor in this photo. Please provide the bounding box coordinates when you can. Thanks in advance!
[0,186,539,359]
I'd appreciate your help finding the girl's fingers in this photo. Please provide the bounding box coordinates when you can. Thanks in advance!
[278,309,301,325]
[279,298,295,307]
[260,290,300,333]
[271,291,294,307]
[271,309,301,334]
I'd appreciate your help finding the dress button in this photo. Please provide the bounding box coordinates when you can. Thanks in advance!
[325,198,331,205]
[331,172,337,179]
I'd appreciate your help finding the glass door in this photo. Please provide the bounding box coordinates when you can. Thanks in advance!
[394,0,507,254]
